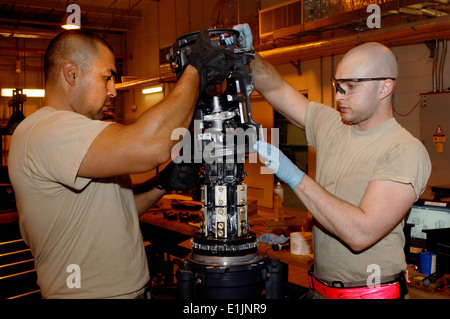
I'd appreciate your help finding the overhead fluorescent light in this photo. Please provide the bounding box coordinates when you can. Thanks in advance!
[141,85,163,94]
[1,89,45,97]
[0,32,40,39]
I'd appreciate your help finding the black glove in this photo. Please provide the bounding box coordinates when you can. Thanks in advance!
[158,161,200,192]
[188,29,231,91]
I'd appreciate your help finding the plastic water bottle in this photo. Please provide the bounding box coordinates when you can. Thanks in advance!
[273,182,284,221]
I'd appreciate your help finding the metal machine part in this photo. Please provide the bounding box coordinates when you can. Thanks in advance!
[168,29,261,254]
[168,29,285,299]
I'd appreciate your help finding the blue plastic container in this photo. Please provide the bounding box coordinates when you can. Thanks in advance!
[419,251,436,275]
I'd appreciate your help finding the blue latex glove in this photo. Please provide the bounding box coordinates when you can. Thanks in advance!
[253,141,305,189]
[225,23,253,49]
[228,23,253,48]
[260,233,289,246]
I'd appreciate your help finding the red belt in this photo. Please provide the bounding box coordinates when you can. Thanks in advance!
[308,271,407,299]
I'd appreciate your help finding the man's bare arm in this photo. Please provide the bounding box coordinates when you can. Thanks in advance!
[294,176,417,252]
[252,53,310,129]
[78,66,199,178]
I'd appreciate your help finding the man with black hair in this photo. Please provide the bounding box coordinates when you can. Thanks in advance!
[8,29,222,298]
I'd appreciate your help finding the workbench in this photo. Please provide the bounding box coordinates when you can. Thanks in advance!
[139,199,450,299]
[139,201,314,291]
[139,204,313,264]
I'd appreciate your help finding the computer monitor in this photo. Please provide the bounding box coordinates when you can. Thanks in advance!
[405,200,450,249]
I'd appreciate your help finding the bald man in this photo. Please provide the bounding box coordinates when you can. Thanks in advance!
[7,30,216,298]
[246,38,431,298]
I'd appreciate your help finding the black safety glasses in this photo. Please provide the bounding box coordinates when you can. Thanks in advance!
[331,77,396,95]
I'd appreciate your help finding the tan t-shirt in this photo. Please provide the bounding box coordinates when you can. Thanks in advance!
[8,107,149,298]
[305,101,431,285]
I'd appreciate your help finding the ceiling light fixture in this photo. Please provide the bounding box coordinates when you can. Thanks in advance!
[0,32,41,39]
[61,4,81,30]
[141,85,163,94]
[1,88,45,98]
